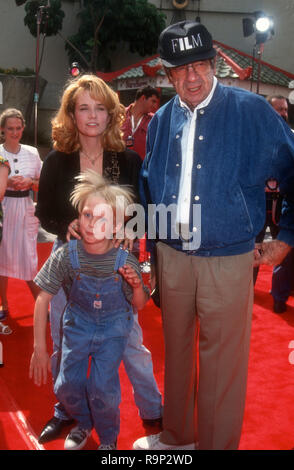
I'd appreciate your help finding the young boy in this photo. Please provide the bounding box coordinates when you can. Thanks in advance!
[29,170,149,450]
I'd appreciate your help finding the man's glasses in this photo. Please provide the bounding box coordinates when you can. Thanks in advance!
[171,61,211,78]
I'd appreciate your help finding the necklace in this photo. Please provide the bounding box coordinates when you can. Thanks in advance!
[81,149,103,165]
[3,143,20,155]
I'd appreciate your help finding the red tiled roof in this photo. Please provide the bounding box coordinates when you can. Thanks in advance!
[96,41,294,88]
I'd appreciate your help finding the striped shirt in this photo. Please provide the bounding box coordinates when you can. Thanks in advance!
[34,240,149,303]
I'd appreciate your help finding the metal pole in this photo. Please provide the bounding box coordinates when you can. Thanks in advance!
[34,6,44,148]
[256,43,264,95]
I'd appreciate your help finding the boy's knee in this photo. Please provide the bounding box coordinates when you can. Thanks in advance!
[54,377,84,400]
[89,391,120,411]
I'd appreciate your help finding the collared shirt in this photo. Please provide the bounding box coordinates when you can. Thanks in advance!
[121,104,154,160]
[176,77,218,224]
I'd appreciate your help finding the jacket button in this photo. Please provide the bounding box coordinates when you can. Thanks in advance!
[199,135,204,141]
[197,164,201,169]
[194,195,200,201]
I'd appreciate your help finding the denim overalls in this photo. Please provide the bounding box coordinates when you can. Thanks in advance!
[54,240,134,445]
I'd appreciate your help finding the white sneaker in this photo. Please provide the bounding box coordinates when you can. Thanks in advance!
[133,433,196,450]
[64,426,90,450]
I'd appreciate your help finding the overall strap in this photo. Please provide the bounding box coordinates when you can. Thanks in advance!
[114,246,129,271]
[68,239,81,272]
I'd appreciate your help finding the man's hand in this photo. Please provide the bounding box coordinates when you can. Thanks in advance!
[150,263,156,292]
[254,240,292,267]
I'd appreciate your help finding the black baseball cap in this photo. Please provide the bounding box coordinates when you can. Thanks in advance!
[158,20,216,68]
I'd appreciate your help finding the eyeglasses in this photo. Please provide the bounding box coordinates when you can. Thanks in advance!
[171,61,211,78]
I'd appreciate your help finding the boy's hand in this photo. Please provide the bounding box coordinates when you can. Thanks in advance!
[29,349,51,386]
[118,265,142,289]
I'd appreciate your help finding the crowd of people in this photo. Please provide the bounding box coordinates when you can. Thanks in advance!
[0,19,294,450]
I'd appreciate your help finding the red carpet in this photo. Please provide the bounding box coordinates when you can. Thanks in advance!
[0,242,294,451]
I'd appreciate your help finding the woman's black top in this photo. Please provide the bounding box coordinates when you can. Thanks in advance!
[35,149,142,242]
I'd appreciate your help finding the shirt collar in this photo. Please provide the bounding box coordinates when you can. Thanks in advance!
[178,76,218,115]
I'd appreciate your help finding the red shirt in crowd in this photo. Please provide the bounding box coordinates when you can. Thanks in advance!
[121,104,154,160]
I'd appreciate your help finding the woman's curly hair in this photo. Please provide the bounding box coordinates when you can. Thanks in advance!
[51,74,126,154]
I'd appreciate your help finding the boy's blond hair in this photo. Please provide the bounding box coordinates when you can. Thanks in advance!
[70,170,135,219]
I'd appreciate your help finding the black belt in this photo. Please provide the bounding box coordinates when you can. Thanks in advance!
[5,190,30,198]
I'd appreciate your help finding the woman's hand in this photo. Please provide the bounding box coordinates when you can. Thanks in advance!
[113,226,136,251]
[8,175,33,191]
[66,218,81,242]
[113,237,134,251]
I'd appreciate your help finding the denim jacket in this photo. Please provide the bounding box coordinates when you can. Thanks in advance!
[140,82,294,256]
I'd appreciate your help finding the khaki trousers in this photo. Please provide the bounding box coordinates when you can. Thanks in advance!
[156,242,254,450]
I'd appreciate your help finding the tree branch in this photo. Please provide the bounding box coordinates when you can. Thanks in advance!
[89,5,107,72]
[58,31,91,70]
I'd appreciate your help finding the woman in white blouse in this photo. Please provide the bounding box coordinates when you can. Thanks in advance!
[0,108,42,320]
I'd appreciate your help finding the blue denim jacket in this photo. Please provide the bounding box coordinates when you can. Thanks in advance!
[140,82,294,256]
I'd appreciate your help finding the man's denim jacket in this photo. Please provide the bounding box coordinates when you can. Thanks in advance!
[139,82,294,257]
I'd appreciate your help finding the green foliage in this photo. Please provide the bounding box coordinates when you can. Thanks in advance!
[24,0,65,37]
[0,67,35,76]
[66,0,166,72]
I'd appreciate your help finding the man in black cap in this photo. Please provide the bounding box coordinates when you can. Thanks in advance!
[133,20,294,450]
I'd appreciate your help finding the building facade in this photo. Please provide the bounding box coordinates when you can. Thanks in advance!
[0,0,293,143]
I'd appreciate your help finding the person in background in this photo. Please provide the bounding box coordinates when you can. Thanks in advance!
[121,87,160,270]
[121,86,160,160]
[0,108,42,321]
[30,171,150,450]
[133,20,294,451]
[0,155,10,244]
[252,96,287,286]
[265,95,294,313]
[267,95,289,122]
[0,154,12,334]
[35,74,162,446]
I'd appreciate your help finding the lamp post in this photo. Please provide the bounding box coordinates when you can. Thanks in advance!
[34,4,50,147]
[242,11,274,95]
[16,0,49,147]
